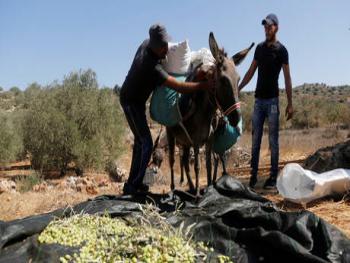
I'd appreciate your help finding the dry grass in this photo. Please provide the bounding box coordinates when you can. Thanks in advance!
[0,190,89,221]
[0,173,122,221]
[15,170,43,193]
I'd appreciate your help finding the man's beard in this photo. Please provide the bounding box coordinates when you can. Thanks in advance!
[266,34,275,42]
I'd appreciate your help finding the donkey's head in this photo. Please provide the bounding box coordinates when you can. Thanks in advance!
[209,32,254,127]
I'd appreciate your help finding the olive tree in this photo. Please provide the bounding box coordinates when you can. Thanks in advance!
[23,69,125,175]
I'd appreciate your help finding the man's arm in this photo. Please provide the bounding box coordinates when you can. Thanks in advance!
[282,64,293,120]
[164,76,212,94]
[238,59,258,91]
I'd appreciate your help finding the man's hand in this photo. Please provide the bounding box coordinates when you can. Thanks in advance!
[282,64,293,121]
[285,103,293,120]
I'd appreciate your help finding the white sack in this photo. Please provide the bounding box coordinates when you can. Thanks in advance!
[190,48,215,70]
[277,163,350,204]
[162,40,191,75]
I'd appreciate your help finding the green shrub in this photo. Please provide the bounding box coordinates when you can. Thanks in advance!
[15,170,43,193]
[9,86,21,96]
[0,111,24,163]
[22,83,41,109]
[0,91,15,110]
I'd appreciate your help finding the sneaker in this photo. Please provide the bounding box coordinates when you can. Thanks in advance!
[263,177,277,189]
[123,183,138,195]
[136,183,149,193]
[249,176,258,188]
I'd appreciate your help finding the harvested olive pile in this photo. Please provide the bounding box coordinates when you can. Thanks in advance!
[38,207,232,263]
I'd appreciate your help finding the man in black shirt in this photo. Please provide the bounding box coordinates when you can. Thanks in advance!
[239,14,293,189]
[120,24,213,195]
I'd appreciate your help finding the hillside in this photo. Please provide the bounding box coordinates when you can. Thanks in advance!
[241,83,350,101]
[240,83,350,130]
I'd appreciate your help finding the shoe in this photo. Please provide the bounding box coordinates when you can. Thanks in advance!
[123,183,138,195]
[136,183,149,192]
[123,182,150,195]
[263,177,277,189]
[249,176,258,188]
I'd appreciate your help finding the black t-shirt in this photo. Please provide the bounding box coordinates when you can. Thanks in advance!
[120,39,169,105]
[254,41,289,99]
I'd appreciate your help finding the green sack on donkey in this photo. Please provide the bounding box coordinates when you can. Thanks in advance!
[213,117,243,154]
[150,75,186,127]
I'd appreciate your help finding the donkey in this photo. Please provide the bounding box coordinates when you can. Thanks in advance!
[166,32,254,197]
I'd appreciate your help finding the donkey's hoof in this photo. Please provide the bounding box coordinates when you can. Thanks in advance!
[195,194,202,203]
[169,191,175,201]
[188,187,196,195]
[161,191,176,204]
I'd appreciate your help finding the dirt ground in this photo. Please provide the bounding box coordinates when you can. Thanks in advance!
[0,128,349,237]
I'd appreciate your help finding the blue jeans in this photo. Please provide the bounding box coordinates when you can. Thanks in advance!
[120,100,153,187]
[250,97,279,178]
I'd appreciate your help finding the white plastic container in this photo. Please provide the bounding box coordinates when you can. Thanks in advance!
[277,163,350,204]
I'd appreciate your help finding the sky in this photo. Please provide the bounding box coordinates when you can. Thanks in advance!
[0,0,349,91]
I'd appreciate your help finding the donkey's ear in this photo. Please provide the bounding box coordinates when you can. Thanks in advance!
[209,32,220,61]
[232,42,255,66]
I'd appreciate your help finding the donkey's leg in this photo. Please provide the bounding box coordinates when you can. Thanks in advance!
[205,143,212,186]
[183,146,195,191]
[167,130,176,191]
[179,148,185,185]
[213,153,219,184]
[220,152,228,176]
[194,146,201,197]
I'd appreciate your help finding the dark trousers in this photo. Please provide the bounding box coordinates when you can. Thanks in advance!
[250,97,280,179]
[120,101,153,187]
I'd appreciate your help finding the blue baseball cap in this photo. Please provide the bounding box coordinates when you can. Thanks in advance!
[262,14,279,26]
